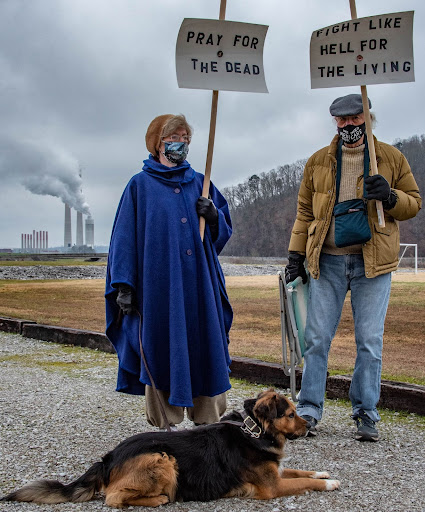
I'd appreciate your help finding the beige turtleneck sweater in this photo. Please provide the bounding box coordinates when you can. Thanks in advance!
[322,144,365,255]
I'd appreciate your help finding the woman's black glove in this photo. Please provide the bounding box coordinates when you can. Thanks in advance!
[285,252,308,284]
[196,196,218,225]
[116,284,136,315]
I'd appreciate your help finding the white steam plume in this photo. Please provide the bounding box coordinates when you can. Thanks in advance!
[0,136,90,215]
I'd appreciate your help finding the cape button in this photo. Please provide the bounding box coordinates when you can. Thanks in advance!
[174,188,181,194]
[181,217,187,224]
[186,249,192,256]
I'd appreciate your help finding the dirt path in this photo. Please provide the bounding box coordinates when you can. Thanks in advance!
[226,271,425,287]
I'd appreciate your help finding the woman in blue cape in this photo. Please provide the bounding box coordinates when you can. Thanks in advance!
[105,114,233,429]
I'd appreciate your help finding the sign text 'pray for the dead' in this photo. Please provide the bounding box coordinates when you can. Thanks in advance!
[176,18,268,93]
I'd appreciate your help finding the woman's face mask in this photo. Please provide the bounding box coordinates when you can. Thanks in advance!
[338,122,366,144]
[162,141,189,165]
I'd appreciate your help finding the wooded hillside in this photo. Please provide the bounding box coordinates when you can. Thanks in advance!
[221,135,425,257]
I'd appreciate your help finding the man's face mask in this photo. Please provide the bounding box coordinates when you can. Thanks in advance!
[338,123,366,144]
[162,141,189,165]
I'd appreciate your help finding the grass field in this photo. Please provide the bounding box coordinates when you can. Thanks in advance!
[0,270,424,385]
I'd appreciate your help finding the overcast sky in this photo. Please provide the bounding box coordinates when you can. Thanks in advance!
[0,0,423,249]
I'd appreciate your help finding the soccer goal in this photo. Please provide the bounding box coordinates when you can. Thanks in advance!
[398,243,418,273]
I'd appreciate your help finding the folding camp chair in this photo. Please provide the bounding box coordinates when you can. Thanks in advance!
[278,270,309,401]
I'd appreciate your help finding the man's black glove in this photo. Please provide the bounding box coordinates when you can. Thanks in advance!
[365,174,397,210]
[196,196,218,225]
[116,284,136,315]
[285,252,308,284]
[365,175,391,201]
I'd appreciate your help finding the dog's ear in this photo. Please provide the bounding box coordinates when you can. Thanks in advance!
[243,398,257,414]
[256,387,276,399]
[253,391,278,421]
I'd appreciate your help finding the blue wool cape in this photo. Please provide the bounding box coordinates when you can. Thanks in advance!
[105,155,233,407]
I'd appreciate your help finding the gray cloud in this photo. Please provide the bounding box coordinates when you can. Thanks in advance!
[0,135,90,214]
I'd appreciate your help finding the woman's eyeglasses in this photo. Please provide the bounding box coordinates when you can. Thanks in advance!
[163,134,191,143]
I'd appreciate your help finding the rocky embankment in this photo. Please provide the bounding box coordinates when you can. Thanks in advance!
[0,262,285,280]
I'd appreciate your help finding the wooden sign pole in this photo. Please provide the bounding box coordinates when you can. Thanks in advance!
[349,0,385,227]
[199,0,227,241]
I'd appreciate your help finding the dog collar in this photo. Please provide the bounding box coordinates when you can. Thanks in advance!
[240,411,263,438]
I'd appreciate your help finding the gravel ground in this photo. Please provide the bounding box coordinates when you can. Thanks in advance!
[1,263,421,281]
[0,263,284,280]
[0,265,108,280]
[1,332,424,512]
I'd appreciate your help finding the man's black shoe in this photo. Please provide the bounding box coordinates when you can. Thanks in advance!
[300,415,318,437]
[353,410,379,442]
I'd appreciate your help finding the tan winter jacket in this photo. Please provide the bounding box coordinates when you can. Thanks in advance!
[288,134,421,279]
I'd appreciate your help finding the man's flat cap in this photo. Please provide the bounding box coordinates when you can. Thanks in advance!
[329,94,371,116]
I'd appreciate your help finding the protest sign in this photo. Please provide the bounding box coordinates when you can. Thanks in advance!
[310,11,414,89]
[176,18,268,93]
[176,7,269,239]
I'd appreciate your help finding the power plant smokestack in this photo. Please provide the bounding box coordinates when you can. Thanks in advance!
[85,216,94,248]
[76,168,84,246]
[21,230,49,253]
[64,203,72,248]
[76,211,84,246]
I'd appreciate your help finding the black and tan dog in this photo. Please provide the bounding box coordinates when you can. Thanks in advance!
[1,389,339,508]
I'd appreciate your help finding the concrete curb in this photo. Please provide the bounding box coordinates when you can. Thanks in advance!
[1,316,424,416]
[22,322,115,354]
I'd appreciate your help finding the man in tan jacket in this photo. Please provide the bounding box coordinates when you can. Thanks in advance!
[286,94,421,441]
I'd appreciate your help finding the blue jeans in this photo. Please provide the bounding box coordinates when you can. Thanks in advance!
[296,253,391,423]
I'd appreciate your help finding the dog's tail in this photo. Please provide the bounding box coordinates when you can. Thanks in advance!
[1,461,105,504]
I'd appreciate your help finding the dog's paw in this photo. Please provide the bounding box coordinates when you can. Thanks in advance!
[157,495,170,505]
[312,471,330,479]
[324,479,340,491]
[147,495,170,507]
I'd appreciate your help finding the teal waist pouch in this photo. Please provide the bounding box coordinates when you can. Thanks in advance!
[333,138,372,248]
[334,198,371,248]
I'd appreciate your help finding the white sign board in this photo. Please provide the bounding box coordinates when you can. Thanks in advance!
[176,18,268,93]
[310,11,414,89]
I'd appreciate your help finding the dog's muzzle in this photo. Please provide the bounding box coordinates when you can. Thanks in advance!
[285,432,301,440]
